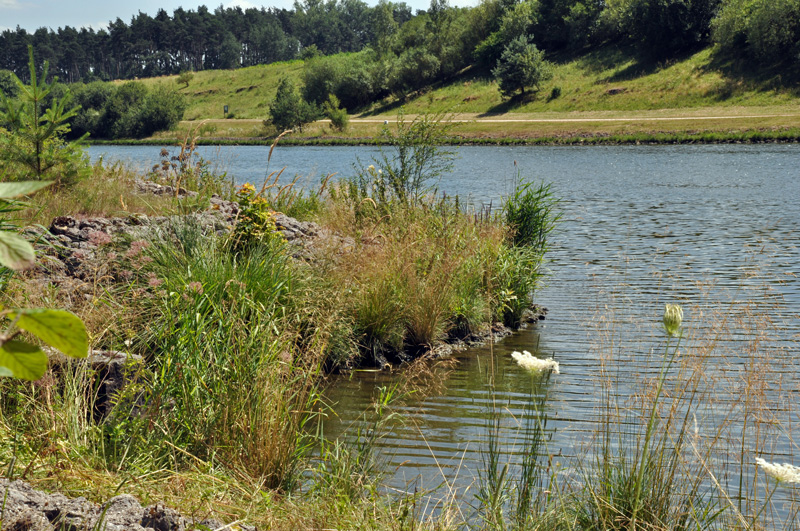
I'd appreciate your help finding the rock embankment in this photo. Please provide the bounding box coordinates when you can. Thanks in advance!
[22,180,353,295]
[0,478,254,531]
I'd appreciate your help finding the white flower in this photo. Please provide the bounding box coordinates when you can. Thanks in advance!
[663,304,683,337]
[755,457,800,484]
[511,350,560,374]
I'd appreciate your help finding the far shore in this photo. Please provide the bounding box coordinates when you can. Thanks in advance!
[98,105,800,146]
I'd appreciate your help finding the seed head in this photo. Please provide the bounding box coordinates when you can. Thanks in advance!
[663,304,683,337]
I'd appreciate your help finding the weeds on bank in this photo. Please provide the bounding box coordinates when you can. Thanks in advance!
[0,111,562,528]
[9,161,176,226]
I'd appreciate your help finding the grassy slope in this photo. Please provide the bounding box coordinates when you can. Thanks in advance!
[134,46,800,143]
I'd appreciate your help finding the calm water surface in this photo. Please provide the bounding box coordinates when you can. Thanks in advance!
[90,144,800,513]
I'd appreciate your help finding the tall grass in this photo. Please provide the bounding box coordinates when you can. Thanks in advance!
[102,221,321,490]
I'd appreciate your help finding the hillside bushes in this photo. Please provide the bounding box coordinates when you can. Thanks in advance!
[713,0,800,61]
[65,81,186,139]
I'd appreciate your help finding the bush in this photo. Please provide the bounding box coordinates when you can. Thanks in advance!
[504,179,561,253]
[127,85,187,138]
[176,70,194,88]
[349,110,456,207]
[268,77,320,132]
[323,94,349,132]
[129,223,315,489]
[492,36,553,98]
[302,52,380,110]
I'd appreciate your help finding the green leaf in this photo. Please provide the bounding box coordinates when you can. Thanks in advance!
[0,230,35,270]
[9,308,88,358]
[0,340,47,380]
[0,181,52,199]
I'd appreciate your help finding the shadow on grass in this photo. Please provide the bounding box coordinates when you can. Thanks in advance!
[479,91,543,115]
[699,52,800,101]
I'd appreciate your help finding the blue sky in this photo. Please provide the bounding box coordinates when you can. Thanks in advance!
[1,0,478,32]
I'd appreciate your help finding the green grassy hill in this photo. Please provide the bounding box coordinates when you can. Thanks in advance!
[137,46,798,120]
[132,46,799,144]
[134,60,305,121]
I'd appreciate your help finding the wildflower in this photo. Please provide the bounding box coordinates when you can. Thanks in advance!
[663,304,683,337]
[239,182,256,194]
[125,240,149,259]
[88,230,112,246]
[511,350,560,374]
[147,273,163,287]
[186,281,204,295]
[755,458,800,484]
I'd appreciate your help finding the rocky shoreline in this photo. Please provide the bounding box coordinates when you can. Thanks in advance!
[0,478,253,531]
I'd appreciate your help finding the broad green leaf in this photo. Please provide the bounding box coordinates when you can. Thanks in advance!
[0,181,52,199]
[0,340,47,380]
[9,308,88,359]
[0,230,35,270]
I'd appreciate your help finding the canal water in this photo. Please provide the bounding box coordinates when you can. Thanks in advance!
[90,143,800,520]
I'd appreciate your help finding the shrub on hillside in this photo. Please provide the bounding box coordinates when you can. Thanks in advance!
[268,77,320,132]
[713,0,800,61]
[493,36,553,98]
[323,94,349,132]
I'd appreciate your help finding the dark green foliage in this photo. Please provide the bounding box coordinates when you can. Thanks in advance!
[302,52,381,110]
[126,85,187,138]
[301,57,339,105]
[492,36,553,98]
[268,77,320,132]
[0,70,17,98]
[474,0,540,68]
[713,0,800,61]
[300,44,323,61]
[95,82,147,138]
[615,0,721,59]
[63,81,185,139]
[388,48,441,96]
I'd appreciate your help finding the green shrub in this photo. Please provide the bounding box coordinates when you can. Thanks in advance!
[349,110,456,207]
[268,77,320,132]
[0,46,89,187]
[493,244,543,328]
[231,182,281,252]
[323,94,349,132]
[493,36,553,98]
[713,0,800,60]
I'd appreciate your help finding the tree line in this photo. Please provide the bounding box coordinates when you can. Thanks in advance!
[0,1,412,83]
[1,0,797,87]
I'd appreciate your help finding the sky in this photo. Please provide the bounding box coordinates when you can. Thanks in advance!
[0,0,478,32]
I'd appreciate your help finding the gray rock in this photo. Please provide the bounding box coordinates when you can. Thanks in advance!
[141,505,186,531]
[0,480,247,531]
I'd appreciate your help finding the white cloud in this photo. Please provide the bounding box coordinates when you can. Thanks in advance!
[0,0,23,8]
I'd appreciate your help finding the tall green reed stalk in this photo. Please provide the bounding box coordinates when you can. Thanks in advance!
[112,220,319,490]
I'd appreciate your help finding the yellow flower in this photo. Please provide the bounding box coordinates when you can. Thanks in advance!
[663,304,683,337]
[239,182,256,194]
